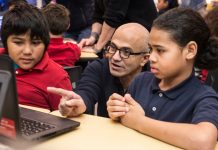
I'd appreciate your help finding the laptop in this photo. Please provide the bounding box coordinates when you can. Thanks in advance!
[0,54,80,147]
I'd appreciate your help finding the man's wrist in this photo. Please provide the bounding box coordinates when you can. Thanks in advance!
[93,44,101,53]
[91,32,99,42]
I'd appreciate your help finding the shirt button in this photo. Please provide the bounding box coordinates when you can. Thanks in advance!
[15,71,19,74]
[152,107,156,112]
[159,93,163,97]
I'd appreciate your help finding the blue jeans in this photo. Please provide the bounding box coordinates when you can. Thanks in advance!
[180,0,206,10]
[65,26,91,43]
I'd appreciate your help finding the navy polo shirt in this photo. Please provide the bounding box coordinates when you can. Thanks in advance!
[128,71,218,128]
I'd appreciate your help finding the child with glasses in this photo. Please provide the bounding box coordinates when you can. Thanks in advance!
[107,8,218,149]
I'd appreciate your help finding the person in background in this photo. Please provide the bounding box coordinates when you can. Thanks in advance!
[1,3,72,111]
[107,8,218,149]
[45,0,94,43]
[47,23,150,117]
[78,0,157,55]
[180,0,207,16]
[42,3,80,67]
[157,0,179,15]
[201,6,218,89]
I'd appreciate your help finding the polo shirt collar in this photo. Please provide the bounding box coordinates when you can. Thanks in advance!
[16,52,49,73]
[50,37,63,44]
[151,71,197,100]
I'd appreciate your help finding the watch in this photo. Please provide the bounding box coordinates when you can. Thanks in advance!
[91,32,99,41]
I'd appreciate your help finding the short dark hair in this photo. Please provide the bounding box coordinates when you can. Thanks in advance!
[152,8,218,70]
[1,3,50,51]
[42,3,70,35]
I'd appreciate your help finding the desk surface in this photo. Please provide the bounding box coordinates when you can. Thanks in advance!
[28,110,218,150]
[80,51,98,60]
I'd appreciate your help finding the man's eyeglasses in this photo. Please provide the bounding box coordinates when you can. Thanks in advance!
[104,41,149,59]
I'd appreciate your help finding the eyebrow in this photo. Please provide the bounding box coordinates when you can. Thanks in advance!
[111,41,134,52]
[148,43,165,49]
[11,37,24,40]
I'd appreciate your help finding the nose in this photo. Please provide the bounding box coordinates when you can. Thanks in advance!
[111,50,122,61]
[22,43,32,55]
[149,51,157,63]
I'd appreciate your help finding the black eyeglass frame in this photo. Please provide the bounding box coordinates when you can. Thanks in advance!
[104,41,149,59]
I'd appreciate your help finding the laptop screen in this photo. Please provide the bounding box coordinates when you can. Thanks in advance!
[0,55,20,142]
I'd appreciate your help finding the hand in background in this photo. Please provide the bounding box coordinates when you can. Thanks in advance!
[78,36,96,49]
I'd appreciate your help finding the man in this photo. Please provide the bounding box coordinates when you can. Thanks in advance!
[47,23,150,117]
[78,0,157,54]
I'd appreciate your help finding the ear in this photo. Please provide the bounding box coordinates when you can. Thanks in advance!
[140,54,149,67]
[184,41,197,60]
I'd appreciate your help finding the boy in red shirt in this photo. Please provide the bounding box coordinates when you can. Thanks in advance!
[1,3,72,111]
[42,3,81,66]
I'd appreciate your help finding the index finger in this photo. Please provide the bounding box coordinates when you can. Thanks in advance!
[47,87,73,98]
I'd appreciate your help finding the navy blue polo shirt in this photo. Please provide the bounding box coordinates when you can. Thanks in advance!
[128,71,218,128]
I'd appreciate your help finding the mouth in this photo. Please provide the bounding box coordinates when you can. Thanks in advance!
[110,62,123,71]
[20,58,34,64]
[150,66,159,74]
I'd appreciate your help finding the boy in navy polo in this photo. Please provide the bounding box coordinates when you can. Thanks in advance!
[107,8,218,149]
[1,3,72,111]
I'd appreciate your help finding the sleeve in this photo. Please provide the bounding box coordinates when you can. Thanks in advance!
[104,0,130,28]
[93,0,105,24]
[48,76,72,111]
[192,90,218,129]
[75,59,104,114]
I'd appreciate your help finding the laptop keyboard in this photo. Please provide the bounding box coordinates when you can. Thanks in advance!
[20,118,55,136]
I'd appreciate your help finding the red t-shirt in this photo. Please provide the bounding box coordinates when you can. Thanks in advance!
[47,37,81,66]
[16,52,72,111]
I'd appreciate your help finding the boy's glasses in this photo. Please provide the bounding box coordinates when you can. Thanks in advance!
[104,41,149,59]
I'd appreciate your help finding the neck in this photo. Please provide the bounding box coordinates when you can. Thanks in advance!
[119,68,142,89]
[159,66,193,91]
[49,33,63,38]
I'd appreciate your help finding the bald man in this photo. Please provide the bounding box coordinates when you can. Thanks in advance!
[47,23,150,117]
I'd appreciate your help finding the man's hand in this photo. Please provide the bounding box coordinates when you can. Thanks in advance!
[47,87,86,117]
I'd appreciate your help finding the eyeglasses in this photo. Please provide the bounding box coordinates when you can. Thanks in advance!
[104,41,149,59]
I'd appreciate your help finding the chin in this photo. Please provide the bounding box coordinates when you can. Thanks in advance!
[111,71,125,77]
[19,64,34,70]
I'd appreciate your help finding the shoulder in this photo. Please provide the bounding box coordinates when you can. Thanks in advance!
[129,72,155,90]
[47,58,68,76]
[198,84,218,98]
[85,58,109,71]
[133,71,155,83]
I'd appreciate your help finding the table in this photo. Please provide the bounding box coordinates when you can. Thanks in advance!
[28,110,218,150]
[80,51,98,61]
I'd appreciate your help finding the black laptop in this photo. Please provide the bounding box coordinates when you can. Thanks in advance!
[0,54,80,147]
